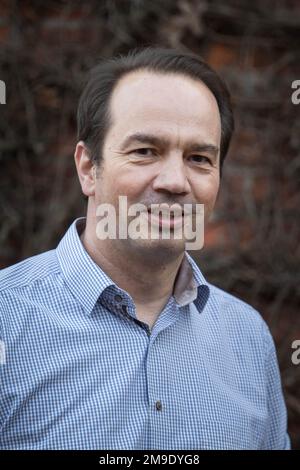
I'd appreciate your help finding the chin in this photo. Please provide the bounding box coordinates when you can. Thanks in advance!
[126,236,186,260]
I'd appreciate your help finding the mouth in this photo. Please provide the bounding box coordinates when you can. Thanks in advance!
[146,206,185,229]
[147,208,184,216]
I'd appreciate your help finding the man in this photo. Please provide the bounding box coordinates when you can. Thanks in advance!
[0,47,290,449]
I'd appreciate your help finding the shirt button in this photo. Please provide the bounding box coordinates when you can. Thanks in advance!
[114,294,122,302]
[155,400,162,411]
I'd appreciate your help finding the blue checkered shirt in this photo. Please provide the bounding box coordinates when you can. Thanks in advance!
[0,218,290,449]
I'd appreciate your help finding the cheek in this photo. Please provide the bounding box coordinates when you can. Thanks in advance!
[96,163,152,203]
[193,174,220,214]
[116,164,154,195]
[195,176,219,200]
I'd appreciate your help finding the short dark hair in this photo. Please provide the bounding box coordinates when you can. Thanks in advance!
[77,46,234,174]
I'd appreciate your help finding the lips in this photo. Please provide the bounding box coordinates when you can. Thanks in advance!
[147,209,184,217]
[145,208,185,229]
[147,204,184,217]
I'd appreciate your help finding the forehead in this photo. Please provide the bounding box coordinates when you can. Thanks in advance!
[108,70,221,143]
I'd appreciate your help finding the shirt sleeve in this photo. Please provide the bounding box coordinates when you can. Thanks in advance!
[0,296,5,434]
[0,294,9,438]
[262,322,291,449]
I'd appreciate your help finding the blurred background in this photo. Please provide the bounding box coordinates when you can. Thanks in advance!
[0,0,299,448]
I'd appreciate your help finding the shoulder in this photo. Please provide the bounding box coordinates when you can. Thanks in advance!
[207,282,263,319]
[0,250,61,334]
[187,253,267,334]
[0,250,65,346]
[0,249,59,295]
[194,283,279,376]
[204,282,271,346]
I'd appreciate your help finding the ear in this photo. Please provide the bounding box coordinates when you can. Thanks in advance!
[74,141,96,197]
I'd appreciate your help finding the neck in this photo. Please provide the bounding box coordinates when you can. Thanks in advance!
[80,216,185,326]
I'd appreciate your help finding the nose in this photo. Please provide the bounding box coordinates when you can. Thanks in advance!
[152,152,191,195]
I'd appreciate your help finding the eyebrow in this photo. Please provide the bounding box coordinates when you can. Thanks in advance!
[120,132,219,158]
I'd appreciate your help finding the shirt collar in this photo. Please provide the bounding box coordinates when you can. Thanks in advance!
[56,217,209,315]
[56,217,115,316]
[174,251,209,306]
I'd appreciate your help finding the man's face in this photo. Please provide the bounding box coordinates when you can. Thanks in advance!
[93,70,221,257]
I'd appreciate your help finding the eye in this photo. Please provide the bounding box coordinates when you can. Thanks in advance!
[189,155,212,165]
[131,148,156,157]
